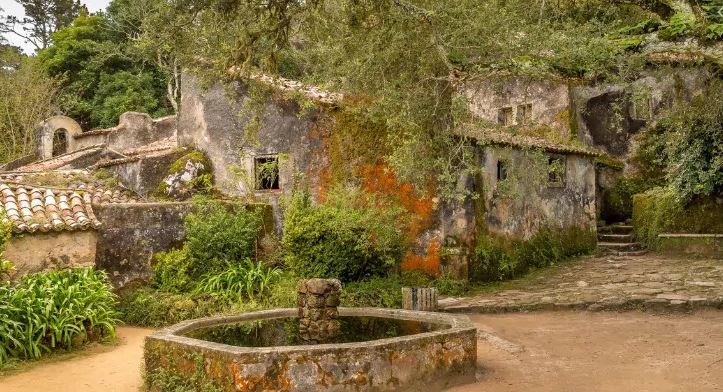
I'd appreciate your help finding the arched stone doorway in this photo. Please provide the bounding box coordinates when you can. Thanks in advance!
[35,116,82,160]
[52,129,68,157]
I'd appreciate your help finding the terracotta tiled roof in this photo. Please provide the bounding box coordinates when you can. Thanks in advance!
[14,145,106,173]
[0,183,101,233]
[123,136,178,157]
[0,172,140,205]
[456,127,602,157]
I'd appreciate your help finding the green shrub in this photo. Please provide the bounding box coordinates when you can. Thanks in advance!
[638,81,723,204]
[282,185,408,282]
[184,202,261,273]
[195,259,281,301]
[119,274,298,327]
[632,187,723,249]
[471,227,596,282]
[341,277,404,308]
[0,268,118,368]
[152,202,263,291]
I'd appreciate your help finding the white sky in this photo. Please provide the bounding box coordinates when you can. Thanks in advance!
[2,0,111,54]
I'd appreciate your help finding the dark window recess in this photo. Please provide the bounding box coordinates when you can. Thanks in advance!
[497,107,514,126]
[255,156,280,190]
[516,103,532,124]
[496,160,508,181]
[52,129,68,157]
[548,156,565,184]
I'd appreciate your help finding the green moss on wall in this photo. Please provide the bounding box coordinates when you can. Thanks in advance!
[633,187,723,249]
[470,227,596,282]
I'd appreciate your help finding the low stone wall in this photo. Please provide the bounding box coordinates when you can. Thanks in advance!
[103,150,185,197]
[4,230,97,279]
[145,308,477,392]
[93,202,272,288]
[658,234,723,259]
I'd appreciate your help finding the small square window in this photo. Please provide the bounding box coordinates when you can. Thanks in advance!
[548,156,566,185]
[255,156,280,190]
[498,107,514,126]
[496,160,508,181]
[516,103,532,124]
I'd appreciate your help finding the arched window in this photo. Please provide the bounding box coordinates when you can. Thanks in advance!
[52,129,68,157]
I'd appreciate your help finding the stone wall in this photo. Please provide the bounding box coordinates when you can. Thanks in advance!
[478,146,597,239]
[4,230,97,279]
[103,150,186,197]
[464,77,573,140]
[93,202,272,288]
[572,67,710,161]
[73,113,177,153]
[178,73,327,198]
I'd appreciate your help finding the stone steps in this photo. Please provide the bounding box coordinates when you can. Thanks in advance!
[598,225,634,235]
[598,233,634,243]
[598,223,645,256]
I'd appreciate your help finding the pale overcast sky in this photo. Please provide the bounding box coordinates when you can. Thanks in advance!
[3,0,112,54]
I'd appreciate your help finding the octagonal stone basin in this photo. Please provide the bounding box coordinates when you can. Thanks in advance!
[145,307,477,391]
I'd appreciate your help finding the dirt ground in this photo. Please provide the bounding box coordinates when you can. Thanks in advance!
[448,310,723,392]
[1,311,722,392]
[0,327,153,392]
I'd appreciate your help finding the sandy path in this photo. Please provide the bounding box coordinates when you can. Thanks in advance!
[449,310,723,392]
[2,312,722,392]
[0,327,153,392]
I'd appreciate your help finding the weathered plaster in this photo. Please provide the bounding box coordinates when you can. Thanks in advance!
[478,147,596,239]
[464,77,573,140]
[5,230,97,279]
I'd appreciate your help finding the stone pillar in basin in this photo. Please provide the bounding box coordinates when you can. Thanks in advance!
[297,278,342,342]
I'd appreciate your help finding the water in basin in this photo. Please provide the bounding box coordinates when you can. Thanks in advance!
[183,316,449,347]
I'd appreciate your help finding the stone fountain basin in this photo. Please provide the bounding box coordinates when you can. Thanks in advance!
[145,307,478,392]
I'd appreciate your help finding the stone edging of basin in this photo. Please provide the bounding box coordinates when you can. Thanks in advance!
[151,307,475,354]
[145,307,478,392]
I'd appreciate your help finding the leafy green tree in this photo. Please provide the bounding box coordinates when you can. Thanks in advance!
[0,50,60,162]
[1,0,84,51]
[38,13,171,129]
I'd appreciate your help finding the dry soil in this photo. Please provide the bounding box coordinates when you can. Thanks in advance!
[1,312,722,392]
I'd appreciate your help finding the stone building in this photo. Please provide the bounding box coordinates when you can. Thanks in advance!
[3,66,704,282]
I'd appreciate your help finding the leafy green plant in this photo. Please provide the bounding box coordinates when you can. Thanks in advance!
[282,185,408,282]
[0,268,118,368]
[195,259,281,301]
[153,202,263,292]
[637,81,723,204]
[471,227,596,282]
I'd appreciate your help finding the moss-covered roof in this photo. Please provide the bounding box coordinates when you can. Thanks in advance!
[455,127,603,157]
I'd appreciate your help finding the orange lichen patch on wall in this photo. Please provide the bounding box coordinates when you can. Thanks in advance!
[360,163,434,240]
[401,240,441,277]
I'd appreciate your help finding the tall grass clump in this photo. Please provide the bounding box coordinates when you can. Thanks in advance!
[0,268,119,368]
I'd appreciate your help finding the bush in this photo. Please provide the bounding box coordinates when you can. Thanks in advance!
[0,268,118,368]
[638,81,723,203]
[152,202,263,292]
[632,187,723,249]
[195,259,281,301]
[119,274,298,328]
[282,185,408,282]
[471,227,596,282]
